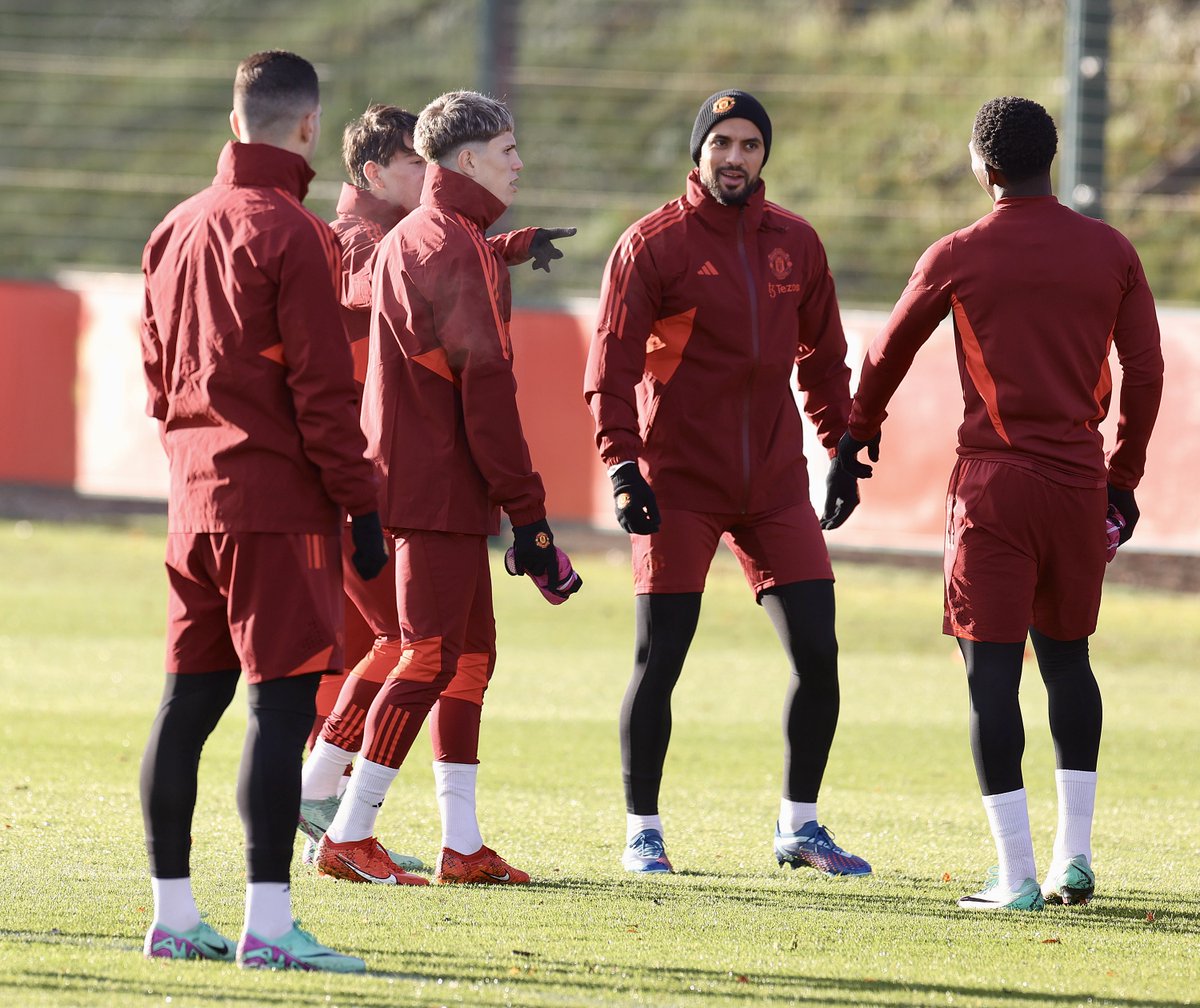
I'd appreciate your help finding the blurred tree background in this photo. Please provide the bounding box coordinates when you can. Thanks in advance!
[2,0,1198,307]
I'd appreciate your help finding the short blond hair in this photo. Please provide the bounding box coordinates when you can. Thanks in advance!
[414,91,513,164]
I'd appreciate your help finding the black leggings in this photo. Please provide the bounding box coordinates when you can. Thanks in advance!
[140,670,321,882]
[960,629,1102,796]
[619,581,840,813]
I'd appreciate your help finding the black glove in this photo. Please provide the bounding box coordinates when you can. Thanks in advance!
[819,431,881,530]
[833,430,882,479]
[610,463,661,535]
[1107,484,1139,545]
[529,227,576,272]
[820,459,860,530]
[349,511,388,581]
[511,518,556,577]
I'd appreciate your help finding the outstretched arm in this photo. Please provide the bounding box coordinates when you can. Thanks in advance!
[488,226,577,271]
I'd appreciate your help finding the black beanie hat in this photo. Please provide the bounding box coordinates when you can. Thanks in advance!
[690,89,772,167]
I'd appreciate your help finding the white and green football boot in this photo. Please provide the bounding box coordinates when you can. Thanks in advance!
[1041,854,1096,906]
[957,866,1045,911]
[237,921,365,972]
[144,920,235,961]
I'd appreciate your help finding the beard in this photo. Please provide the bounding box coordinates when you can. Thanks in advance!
[700,164,759,206]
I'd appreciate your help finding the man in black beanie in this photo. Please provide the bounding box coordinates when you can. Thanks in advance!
[585,89,871,877]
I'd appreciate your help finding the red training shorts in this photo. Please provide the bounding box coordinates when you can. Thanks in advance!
[356,530,497,768]
[165,531,344,684]
[943,458,1107,643]
[630,502,834,597]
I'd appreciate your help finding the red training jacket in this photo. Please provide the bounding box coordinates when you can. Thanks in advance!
[362,165,546,535]
[332,182,538,384]
[848,196,1164,490]
[140,141,378,533]
[331,184,408,384]
[585,169,851,514]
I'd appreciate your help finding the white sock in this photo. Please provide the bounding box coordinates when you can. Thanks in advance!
[778,799,819,834]
[626,813,664,844]
[244,881,293,941]
[981,788,1037,890]
[324,757,398,844]
[434,761,482,855]
[336,771,351,798]
[151,876,199,932]
[300,739,357,801]
[1052,769,1097,866]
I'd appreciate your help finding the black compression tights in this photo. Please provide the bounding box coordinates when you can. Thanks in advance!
[140,669,239,878]
[620,593,701,814]
[140,670,321,882]
[960,630,1101,796]
[761,580,840,804]
[237,674,322,883]
[619,581,839,814]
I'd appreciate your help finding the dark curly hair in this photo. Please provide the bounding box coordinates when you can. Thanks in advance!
[971,97,1058,183]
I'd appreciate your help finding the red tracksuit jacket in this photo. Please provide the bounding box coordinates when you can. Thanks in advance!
[332,182,538,384]
[586,170,851,514]
[331,184,408,383]
[140,142,377,533]
[848,196,1164,490]
[362,165,546,535]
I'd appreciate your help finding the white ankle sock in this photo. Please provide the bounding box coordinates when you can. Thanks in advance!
[778,799,819,834]
[244,881,293,940]
[324,757,398,844]
[151,876,199,932]
[626,813,664,844]
[434,761,482,855]
[981,788,1036,890]
[1052,768,1097,866]
[300,739,357,801]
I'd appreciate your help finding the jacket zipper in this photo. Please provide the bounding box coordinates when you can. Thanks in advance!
[735,210,758,515]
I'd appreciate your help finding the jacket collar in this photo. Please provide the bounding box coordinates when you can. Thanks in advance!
[684,167,766,232]
[214,141,315,202]
[420,164,508,231]
[335,182,409,229]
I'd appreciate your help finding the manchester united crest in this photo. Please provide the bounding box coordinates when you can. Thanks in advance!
[712,96,736,114]
[768,248,793,280]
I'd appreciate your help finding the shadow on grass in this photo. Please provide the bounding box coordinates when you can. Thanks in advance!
[296,944,1200,1008]
[0,971,421,1008]
[3,931,1196,1008]
[525,871,1200,936]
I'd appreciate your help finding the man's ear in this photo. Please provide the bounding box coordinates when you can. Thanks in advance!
[299,108,319,144]
[455,144,476,178]
[229,109,243,141]
[362,160,383,189]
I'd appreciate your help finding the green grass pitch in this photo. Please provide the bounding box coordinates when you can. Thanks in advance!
[0,519,1197,1007]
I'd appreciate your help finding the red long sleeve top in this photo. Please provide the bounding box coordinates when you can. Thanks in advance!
[848,196,1164,489]
[140,141,378,533]
[361,165,546,535]
[585,170,851,514]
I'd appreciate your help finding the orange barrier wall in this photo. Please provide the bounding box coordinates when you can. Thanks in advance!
[0,280,81,486]
[508,307,600,523]
[2,277,1195,556]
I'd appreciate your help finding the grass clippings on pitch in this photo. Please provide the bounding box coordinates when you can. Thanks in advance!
[0,519,1197,1007]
